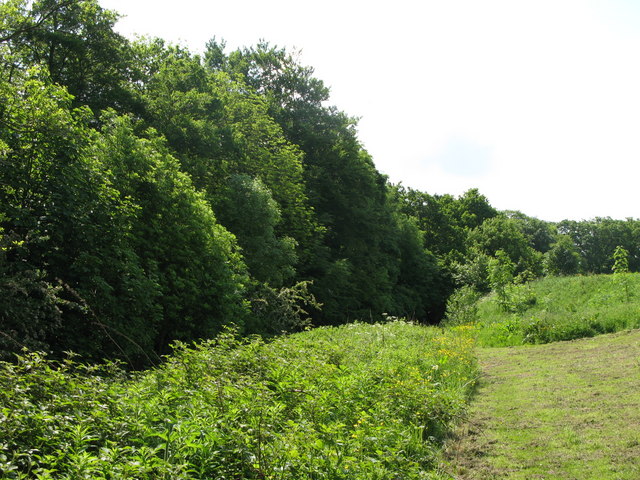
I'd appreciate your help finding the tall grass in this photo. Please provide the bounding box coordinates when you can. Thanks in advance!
[0,321,477,479]
[472,273,640,347]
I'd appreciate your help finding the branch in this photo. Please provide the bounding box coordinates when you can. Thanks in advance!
[0,0,78,44]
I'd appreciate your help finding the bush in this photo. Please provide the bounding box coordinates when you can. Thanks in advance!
[443,285,481,326]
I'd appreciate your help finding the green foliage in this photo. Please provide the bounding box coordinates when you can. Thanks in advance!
[544,234,581,276]
[453,188,498,230]
[484,250,536,314]
[3,0,135,113]
[217,43,450,324]
[448,215,545,295]
[612,246,631,302]
[612,245,630,274]
[558,218,640,273]
[0,220,64,359]
[443,285,481,326]
[487,250,515,309]
[219,41,330,111]
[246,281,319,335]
[473,274,640,347]
[135,42,318,260]
[0,322,477,479]
[91,113,249,355]
[216,174,297,287]
[0,72,126,359]
[0,67,248,363]
[3,0,637,366]
[392,185,497,259]
[504,210,556,253]
[391,213,447,321]
[451,247,492,293]
[467,215,543,278]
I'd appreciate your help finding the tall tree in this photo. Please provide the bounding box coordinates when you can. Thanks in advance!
[3,0,136,113]
[504,210,555,253]
[544,235,581,276]
[90,113,249,355]
[214,42,447,323]
[215,174,297,287]
[466,215,543,278]
[135,41,319,269]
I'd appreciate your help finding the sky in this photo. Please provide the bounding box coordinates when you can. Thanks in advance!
[99,0,640,222]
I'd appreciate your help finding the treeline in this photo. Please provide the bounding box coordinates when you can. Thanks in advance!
[394,188,640,291]
[0,0,638,366]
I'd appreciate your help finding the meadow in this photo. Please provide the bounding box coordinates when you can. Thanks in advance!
[447,329,640,479]
[469,273,640,347]
[442,272,640,479]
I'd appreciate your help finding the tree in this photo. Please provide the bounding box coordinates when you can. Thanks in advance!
[544,235,581,276]
[391,213,446,320]
[453,188,498,230]
[215,174,297,287]
[612,245,631,302]
[0,73,139,360]
[488,249,516,310]
[392,185,467,258]
[0,67,250,363]
[135,41,319,267]
[505,210,556,253]
[0,216,64,359]
[91,113,249,355]
[467,215,543,278]
[3,0,136,114]
[558,218,640,273]
[612,245,630,275]
[215,42,425,323]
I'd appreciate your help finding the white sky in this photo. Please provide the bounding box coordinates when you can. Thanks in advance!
[99,0,640,222]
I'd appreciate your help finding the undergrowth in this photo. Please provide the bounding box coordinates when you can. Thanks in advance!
[0,321,476,479]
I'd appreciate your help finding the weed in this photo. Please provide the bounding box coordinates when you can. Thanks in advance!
[0,322,477,479]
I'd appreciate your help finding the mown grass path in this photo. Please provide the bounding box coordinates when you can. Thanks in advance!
[446,329,640,479]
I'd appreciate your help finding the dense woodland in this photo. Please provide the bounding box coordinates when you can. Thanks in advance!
[1,0,639,367]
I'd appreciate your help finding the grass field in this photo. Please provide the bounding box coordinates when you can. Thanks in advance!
[444,329,640,479]
[473,273,640,347]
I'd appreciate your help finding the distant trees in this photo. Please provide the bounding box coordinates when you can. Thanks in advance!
[395,184,640,305]
[466,216,543,279]
[544,235,581,276]
[558,218,640,273]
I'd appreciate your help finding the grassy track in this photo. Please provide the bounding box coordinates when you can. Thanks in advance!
[445,329,640,479]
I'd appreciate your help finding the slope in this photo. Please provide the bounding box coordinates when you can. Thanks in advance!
[473,273,640,347]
